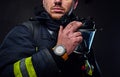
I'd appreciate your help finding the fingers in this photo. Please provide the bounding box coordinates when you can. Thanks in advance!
[69,32,82,38]
[65,21,82,32]
[75,36,83,44]
[68,31,83,46]
[70,33,83,44]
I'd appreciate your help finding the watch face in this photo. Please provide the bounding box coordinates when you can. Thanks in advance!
[54,45,66,56]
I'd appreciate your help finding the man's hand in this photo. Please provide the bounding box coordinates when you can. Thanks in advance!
[57,21,83,55]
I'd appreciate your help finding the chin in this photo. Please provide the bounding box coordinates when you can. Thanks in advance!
[51,14,64,20]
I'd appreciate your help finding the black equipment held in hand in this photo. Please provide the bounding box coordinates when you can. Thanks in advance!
[74,17,96,54]
[51,13,96,55]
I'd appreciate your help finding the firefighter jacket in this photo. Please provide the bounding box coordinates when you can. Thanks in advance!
[0,11,102,77]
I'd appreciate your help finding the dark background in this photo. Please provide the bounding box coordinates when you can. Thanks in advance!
[0,0,120,77]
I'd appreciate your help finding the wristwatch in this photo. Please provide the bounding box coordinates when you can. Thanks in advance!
[53,45,66,56]
[53,45,68,60]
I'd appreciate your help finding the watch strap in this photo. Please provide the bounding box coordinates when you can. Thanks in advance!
[61,52,68,61]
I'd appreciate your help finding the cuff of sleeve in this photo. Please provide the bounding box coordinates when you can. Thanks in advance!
[32,48,60,77]
[48,48,66,69]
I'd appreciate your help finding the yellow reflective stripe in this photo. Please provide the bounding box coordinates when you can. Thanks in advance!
[25,57,37,77]
[85,60,93,76]
[88,68,93,76]
[14,61,23,77]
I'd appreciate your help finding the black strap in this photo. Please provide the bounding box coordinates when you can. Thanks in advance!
[23,20,39,41]
[22,20,40,47]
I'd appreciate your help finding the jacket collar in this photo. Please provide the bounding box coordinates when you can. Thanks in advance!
[35,11,78,31]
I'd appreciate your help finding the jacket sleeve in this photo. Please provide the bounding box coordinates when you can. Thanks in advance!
[0,25,59,77]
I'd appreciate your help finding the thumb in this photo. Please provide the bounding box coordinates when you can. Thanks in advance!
[59,26,63,34]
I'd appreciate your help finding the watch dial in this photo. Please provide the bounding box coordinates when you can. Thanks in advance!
[54,45,65,56]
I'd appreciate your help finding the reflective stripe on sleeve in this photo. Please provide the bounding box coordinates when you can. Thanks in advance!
[20,58,29,77]
[14,57,37,77]
[25,57,37,77]
[14,61,23,77]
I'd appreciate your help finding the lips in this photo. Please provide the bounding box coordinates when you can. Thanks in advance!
[51,7,64,13]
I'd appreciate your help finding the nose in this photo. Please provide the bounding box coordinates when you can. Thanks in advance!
[54,0,62,5]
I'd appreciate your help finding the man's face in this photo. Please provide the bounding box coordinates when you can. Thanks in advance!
[43,0,78,20]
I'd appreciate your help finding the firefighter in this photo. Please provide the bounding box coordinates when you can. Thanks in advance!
[0,0,102,77]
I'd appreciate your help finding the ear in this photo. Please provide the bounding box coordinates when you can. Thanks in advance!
[74,0,78,9]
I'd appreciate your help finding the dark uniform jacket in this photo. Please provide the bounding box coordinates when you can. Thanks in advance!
[0,11,102,77]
